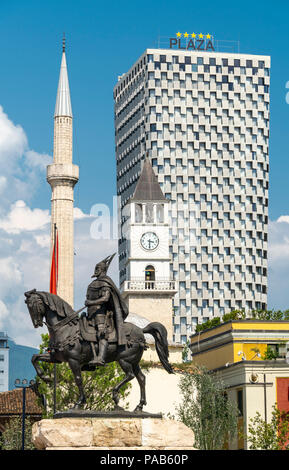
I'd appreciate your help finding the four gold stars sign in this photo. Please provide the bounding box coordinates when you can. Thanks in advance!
[170,32,214,51]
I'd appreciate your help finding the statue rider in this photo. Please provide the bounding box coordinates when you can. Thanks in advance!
[84,253,128,366]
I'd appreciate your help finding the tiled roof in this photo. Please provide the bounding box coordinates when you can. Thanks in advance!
[0,388,43,416]
[131,158,166,202]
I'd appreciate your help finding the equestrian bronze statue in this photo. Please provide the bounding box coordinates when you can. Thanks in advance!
[24,254,174,412]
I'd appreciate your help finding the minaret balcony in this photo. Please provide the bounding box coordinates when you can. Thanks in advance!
[123,278,177,294]
[47,163,79,186]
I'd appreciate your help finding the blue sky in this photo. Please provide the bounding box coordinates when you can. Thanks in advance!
[0,0,289,346]
[0,0,288,216]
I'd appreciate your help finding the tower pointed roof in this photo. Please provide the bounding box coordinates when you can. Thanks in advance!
[54,44,72,118]
[131,158,166,202]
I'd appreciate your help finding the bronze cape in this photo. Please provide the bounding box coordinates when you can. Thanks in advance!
[87,275,128,346]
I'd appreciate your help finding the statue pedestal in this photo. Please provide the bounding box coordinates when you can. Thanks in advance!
[32,416,196,450]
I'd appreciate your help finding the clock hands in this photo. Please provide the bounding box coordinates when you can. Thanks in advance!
[140,232,159,250]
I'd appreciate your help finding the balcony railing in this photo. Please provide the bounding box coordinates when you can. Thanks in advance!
[123,278,176,292]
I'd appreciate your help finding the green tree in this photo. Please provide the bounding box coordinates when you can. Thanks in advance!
[244,405,289,450]
[37,334,131,416]
[182,340,191,362]
[195,309,289,333]
[174,366,238,450]
[0,417,35,450]
[262,345,279,361]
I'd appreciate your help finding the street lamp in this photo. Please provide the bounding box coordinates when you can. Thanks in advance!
[14,378,35,451]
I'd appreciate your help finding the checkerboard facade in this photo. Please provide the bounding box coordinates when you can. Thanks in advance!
[114,48,270,344]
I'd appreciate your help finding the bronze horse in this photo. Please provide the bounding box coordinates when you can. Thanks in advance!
[24,289,174,411]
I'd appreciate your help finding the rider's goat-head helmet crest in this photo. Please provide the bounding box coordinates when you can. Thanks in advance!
[92,253,116,278]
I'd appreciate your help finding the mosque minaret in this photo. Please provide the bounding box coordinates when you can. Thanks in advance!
[47,39,79,306]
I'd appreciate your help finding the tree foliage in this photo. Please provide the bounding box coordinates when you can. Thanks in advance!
[244,405,289,450]
[262,345,280,361]
[0,417,35,450]
[37,334,131,416]
[174,366,238,450]
[195,309,289,333]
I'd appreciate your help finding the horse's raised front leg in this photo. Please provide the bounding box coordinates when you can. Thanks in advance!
[68,357,86,409]
[32,353,54,383]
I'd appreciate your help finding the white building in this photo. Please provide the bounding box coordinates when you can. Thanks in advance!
[0,333,9,392]
[114,48,270,344]
[122,158,177,340]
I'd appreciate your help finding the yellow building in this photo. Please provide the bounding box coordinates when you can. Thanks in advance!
[190,320,289,370]
[190,320,289,449]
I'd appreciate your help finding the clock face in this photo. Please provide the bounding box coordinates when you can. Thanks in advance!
[140,232,159,251]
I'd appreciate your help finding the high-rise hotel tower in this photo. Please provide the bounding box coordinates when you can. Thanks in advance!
[114,47,270,344]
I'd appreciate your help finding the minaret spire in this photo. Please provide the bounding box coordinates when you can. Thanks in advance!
[47,40,79,306]
[54,35,72,119]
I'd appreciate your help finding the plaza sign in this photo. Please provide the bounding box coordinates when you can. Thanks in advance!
[169,32,215,51]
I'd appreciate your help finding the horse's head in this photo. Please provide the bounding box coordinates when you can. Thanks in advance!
[24,289,45,328]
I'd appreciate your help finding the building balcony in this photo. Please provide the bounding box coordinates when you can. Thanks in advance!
[123,278,177,294]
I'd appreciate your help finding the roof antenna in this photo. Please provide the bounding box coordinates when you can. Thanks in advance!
[62,32,66,52]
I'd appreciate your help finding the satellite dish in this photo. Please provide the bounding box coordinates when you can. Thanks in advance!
[285,351,289,364]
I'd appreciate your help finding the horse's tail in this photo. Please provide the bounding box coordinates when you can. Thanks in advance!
[142,322,174,374]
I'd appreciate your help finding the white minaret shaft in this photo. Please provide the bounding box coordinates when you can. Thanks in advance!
[47,42,79,306]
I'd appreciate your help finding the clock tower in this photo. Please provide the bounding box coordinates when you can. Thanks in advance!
[121,159,176,340]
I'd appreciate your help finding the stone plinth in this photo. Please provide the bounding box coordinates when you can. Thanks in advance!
[32,417,195,450]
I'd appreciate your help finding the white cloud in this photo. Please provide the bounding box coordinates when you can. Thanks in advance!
[0,300,9,329]
[268,218,289,309]
[0,106,27,166]
[0,106,53,346]
[276,215,289,224]
[34,233,50,248]
[74,207,90,220]
[0,200,50,234]
[0,106,117,348]
[0,176,7,194]
[24,149,52,170]
[0,106,52,210]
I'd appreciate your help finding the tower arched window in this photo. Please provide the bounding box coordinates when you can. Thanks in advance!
[145,265,155,289]
[156,204,164,223]
[145,203,154,223]
[135,204,143,223]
